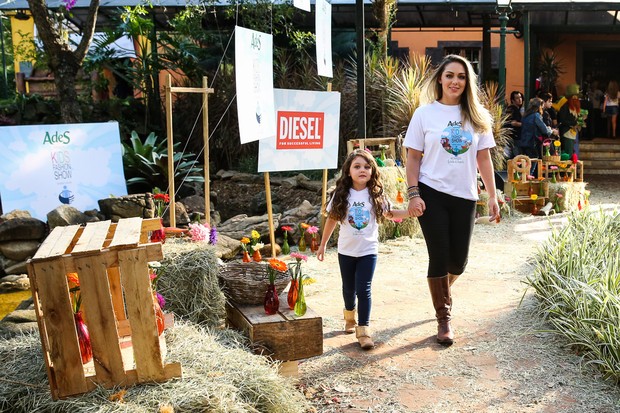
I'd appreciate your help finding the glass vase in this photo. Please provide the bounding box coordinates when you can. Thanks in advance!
[282,238,290,255]
[538,182,545,197]
[298,234,307,252]
[396,190,404,204]
[264,283,279,315]
[150,218,166,244]
[393,224,401,238]
[310,236,319,253]
[551,172,557,183]
[242,250,251,262]
[294,279,307,316]
[287,279,299,310]
[511,184,517,201]
[252,249,262,262]
[74,312,92,364]
[153,293,165,336]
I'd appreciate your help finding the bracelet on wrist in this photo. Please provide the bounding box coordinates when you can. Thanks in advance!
[407,185,419,191]
[408,193,421,200]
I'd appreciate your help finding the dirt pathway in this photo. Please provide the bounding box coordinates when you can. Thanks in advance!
[299,176,620,413]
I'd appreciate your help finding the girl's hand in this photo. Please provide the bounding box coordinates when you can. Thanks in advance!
[407,197,426,218]
[488,198,500,223]
[317,246,326,261]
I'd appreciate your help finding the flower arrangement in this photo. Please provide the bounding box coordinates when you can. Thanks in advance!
[530,194,539,215]
[240,237,251,262]
[267,258,288,284]
[66,272,92,364]
[306,225,319,252]
[264,258,288,314]
[378,144,389,161]
[298,223,310,252]
[281,225,293,255]
[152,188,170,218]
[286,252,315,316]
[543,140,551,157]
[553,140,561,156]
[553,192,564,213]
[396,177,405,203]
[250,230,264,262]
[392,218,403,238]
[149,263,165,335]
[549,165,559,183]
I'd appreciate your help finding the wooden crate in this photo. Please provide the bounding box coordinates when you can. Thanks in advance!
[346,137,406,164]
[226,295,323,365]
[542,160,584,182]
[504,180,549,199]
[507,157,543,181]
[27,217,182,400]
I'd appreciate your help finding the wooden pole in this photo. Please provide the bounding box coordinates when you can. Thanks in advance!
[320,83,333,232]
[165,74,176,227]
[202,76,211,224]
[264,172,276,258]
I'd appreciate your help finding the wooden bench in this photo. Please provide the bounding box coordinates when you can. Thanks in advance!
[226,296,323,377]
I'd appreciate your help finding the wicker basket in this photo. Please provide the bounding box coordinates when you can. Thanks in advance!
[542,155,561,162]
[218,261,290,305]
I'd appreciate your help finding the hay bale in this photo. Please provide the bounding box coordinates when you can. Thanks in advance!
[0,322,310,412]
[548,182,587,212]
[158,240,226,327]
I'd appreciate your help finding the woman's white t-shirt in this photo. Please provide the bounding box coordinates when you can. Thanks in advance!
[403,101,496,201]
[326,188,380,257]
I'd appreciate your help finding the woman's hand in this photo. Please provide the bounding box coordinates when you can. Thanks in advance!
[488,197,500,223]
[317,245,326,262]
[407,197,426,218]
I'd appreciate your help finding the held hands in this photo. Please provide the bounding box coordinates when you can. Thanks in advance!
[317,245,326,262]
[407,197,426,218]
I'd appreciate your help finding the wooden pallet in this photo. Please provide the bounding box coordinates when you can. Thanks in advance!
[346,137,406,164]
[27,218,181,400]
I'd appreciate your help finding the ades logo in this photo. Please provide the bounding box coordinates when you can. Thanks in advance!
[276,111,324,150]
[43,131,71,145]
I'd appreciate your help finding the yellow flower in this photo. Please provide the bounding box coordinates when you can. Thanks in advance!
[559,163,568,169]
[251,230,260,240]
[397,177,405,183]
[530,194,538,201]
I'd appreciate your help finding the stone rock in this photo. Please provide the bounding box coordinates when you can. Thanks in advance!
[181,195,207,214]
[216,169,236,180]
[0,217,47,242]
[47,205,98,229]
[217,213,281,241]
[281,177,297,189]
[0,240,40,261]
[4,261,28,276]
[1,308,37,323]
[0,210,32,222]
[98,194,154,221]
[230,172,264,184]
[162,202,190,227]
[0,254,18,276]
[296,174,323,192]
[213,234,241,260]
[0,274,30,292]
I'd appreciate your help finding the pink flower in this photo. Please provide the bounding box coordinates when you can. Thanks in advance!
[393,218,403,223]
[290,252,308,262]
[527,175,535,181]
[306,226,319,235]
[550,165,559,171]
[188,223,210,242]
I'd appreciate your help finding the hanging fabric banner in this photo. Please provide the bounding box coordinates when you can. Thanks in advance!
[235,25,276,144]
[294,0,311,12]
[315,0,333,78]
[258,89,340,172]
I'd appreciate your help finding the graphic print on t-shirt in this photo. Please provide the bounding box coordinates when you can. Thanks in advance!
[347,201,370,231]
[440,121,473,158]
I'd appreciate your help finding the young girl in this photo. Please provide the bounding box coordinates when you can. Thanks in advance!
[317,149,410,350]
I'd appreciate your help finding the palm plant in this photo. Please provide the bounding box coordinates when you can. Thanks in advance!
[480,81,511,171]
[537,51,565,96]
[122,130,204,195]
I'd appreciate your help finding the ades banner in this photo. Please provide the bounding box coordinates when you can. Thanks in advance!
[258,89,340,172]
[0,122,127,220]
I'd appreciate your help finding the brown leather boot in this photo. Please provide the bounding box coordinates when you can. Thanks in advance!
[355,326,375,349]
[448,273,459,287]
[427,275,454,345]
[343,308,356,334]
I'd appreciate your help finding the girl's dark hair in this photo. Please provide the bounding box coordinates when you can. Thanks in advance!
[524,97,544,117]
[324,149,387,224]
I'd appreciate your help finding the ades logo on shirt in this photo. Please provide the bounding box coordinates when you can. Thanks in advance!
[440,121,473,157]
[348,202,370,230]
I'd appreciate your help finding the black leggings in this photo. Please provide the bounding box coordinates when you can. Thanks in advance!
[417,182,477,278]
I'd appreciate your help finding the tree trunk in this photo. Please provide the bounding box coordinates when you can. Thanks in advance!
[52,50,82,123]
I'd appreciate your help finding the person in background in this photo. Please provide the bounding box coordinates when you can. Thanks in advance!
[603,80,619,138]
[520,97,559,166]
[537,91,558,129]
[558,83,585,157]
[505,90,524,158]
[316,149,410,350]
[402,54,499,345]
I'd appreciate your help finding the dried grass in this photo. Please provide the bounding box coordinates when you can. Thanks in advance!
[0,322,310,412]
[157,240,226,327]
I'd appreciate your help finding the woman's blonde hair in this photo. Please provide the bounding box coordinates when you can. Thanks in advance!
[420,54,493,134]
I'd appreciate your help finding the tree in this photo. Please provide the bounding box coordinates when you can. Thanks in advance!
[26,0,100,123]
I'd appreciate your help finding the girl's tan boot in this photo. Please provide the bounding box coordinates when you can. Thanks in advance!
[343,309,356,334]
[355,326,375,350]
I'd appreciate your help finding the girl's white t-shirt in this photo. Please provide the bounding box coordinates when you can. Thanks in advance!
[326,188,380,257]
[403,101,496,201]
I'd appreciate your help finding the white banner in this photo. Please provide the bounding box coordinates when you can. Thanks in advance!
[316,0,333,78]
[294,0,311,12]
[235,26,276,144]
[0,122,127,220]
[258,89,341,172]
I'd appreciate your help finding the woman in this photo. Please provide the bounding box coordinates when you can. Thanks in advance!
[603,80,619,138]
[519,97,558,162]
[403,55,499,345]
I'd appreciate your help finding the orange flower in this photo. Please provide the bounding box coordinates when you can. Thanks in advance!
[67,272,80,289]
[269,258,287,273]
[300,223,310,230]
[241,237,250,244]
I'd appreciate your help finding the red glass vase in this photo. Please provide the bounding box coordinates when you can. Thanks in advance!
[264,283,279,315]
[252,249,262,262]
[153,294,165,336]
[310,236,319,253]
[287,279,299,310]
[242,250,251,262]
[74,312,92,364]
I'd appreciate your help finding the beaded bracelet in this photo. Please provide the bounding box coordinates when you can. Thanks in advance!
[408,193,421,200]
[407,185,419,191]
